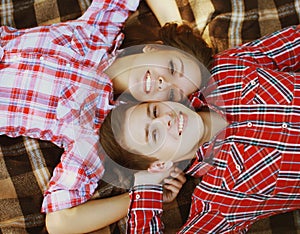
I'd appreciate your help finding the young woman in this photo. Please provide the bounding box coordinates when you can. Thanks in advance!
[0,0,209,233]
[106,43,210,103]
[99,24,300,233]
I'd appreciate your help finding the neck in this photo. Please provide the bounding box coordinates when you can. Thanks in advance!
[199,110,227,143]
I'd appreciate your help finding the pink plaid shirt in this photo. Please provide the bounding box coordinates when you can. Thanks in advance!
[0,0,139,213]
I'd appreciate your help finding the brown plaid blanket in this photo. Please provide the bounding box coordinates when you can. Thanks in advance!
[0,136,62,233]
[0,0,91,28]
[124,0,300,53]
[201,0,300,53]
[1,0,300,233]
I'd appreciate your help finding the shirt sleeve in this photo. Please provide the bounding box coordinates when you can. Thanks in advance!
[75,0,140,49]
[51,0,140,63]
[213,25,300,72]
[0,0,140,64]
[127,185,164,234]
[41,134,105,213]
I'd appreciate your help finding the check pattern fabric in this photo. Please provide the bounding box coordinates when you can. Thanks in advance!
[0,0,140,213]
[1,0,300,233]
[0,135,62,234]
[1,0,300,53]
[123,0,300,53]
[200,0,300,53]
[0,0,92,28]
[127,25,300,233]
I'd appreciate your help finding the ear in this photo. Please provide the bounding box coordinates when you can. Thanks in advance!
[148,161,173,173]
[142,43,163,53]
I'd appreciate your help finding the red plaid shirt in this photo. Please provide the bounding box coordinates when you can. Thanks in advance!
[0,0,139,213]
[127,25,300,233]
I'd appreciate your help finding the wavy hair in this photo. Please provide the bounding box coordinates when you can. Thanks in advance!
[121,22,213,69]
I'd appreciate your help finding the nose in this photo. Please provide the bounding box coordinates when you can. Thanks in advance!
[154,112,174,129]
[157,76,170,90]
[157,76,183,102]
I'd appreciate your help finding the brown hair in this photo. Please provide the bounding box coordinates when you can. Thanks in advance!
[121,22,213,69]
[99,103,157,170]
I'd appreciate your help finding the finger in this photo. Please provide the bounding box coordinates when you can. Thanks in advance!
[169,167,185,177]
[163,184,180,195]
[164,178,184,190]
[169,171,186,184]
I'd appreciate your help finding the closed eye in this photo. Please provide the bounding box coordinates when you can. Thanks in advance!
[153,105,158,118]
[170,57,184,77]
[169,60,175,75]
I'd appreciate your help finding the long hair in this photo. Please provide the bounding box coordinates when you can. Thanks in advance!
[99,103,157,170]
[121,22,213,69]
[159,23,213,69]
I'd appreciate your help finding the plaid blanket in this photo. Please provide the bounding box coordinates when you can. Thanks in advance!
[0,136,62,233]
[124,0,300,53]
[201,0,300,53]
[1,0,300,233]
[0,0,91,28]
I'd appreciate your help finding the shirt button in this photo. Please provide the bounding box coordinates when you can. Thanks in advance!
[247,122,253,127]
[135,194,140,200]
[282,123,288,129]
[40,56,44,61]
[66,63,71,68]
[236,165,241,171]
[250,80,256,85]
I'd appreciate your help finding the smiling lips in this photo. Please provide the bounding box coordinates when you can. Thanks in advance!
[144,71,184,102]
[178,111,185,136]
[144,71,152,94]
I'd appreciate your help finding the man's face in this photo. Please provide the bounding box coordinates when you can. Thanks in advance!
[119,48,203,102]
[120,101,204,162]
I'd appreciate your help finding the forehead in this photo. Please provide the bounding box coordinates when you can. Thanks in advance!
[124,104,147,138]
[127,103,147,116]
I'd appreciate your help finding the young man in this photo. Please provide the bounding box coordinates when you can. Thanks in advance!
[99,24,300,233]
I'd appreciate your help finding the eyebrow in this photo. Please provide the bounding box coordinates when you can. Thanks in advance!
[147,103,151,118]
[145,124,149,143]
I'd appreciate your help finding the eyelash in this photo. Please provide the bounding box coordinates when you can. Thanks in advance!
[169,60,175,75]
[153,105,158,118]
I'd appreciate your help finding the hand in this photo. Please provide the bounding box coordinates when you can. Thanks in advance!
[134,165,173,186]
[162,167,186,203]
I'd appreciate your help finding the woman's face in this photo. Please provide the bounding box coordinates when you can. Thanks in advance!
[120,101,204,162]
[117,47,203,102]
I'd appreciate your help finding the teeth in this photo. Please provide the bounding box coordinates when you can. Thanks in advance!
[146,73,151,93]
[178,112,184,135]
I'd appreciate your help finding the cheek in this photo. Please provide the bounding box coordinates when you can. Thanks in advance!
[164,137,180,153]
[177,77,197,95]
[128,79,143,98]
